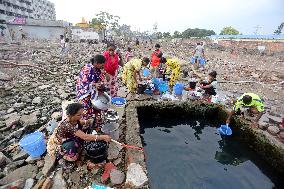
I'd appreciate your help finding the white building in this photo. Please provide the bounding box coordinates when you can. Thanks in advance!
[0,0,56,22]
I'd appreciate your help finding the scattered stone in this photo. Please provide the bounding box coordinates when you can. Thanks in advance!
[51,97,61,105]
[23,178,34,189]
[42,155,56,176]
[126,163,148,188]
[20,112,38,126]
[60,92,69,99]
[267,115,282,124]
[4,160,26,174]
[267,126,280,136]
[108,142,123,160]
[258,122,269,130]
[110,169,125,185]
[35,172,43,180]
[0,152,10,167]
[279,131,284,140]
[38,85,50,90]
[32,97,42,105]
[0,164,37,185]
[113,158,122,166]
[0,179,25,189]
[13,150,29,161]
[25,156,41,164]
[6,108,15,114]
[69,171,80,184]
[51,112,61,120]
[51,169,67,189]
[13,102,26,109]
[21,95,32,103]
[5,114,21,127]
[31,177,46,189]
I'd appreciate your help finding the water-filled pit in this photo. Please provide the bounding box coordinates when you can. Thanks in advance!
[137,105,284,189]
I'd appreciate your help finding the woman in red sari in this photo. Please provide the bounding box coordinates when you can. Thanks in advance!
[103,44,121,97]
[151,43,163,77]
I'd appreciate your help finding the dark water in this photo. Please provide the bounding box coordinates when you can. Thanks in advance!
[139,117,284,189]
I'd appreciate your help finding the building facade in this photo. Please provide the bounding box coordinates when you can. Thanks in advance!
[0,0,56,22]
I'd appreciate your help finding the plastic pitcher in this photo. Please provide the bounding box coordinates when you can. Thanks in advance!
[158,83,168,93]
[200,58,206,65]
[101,123,119,140]
[143,68,150,77]
[190,57,196,64]
[173,83,184,95]
[19,131,46,158]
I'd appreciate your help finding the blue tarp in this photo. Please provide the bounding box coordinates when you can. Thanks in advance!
[208,34,284,40]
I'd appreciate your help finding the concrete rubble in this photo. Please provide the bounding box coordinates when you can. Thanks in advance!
[0,38,283,188]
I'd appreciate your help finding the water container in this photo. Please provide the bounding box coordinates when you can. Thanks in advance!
[151,78,160,86]
[190,57,196,64]
[144,89,153,95]
[218,125,232,136]
[158,83,168,93]
[101,123,119,140]
[84,141,108,163]
[189,81,197,89]
[143,68,150,77]
[89,183,113,189]
[173,83,184,95]
[200,58,206,65]
[111,97,126,108]
[19,132,46,158]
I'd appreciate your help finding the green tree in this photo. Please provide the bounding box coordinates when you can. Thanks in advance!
[220,26,240,35]
[173,31,181,38]
[274,22,284,35]
[182,28,215,38]
[156,32,163,39]
[90,11,120,40]
[163,32,171,38]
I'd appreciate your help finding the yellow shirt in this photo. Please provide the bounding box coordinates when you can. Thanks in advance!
[233,93,264,112]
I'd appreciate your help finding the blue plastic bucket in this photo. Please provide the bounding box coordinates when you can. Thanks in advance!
[173,83,184,95]
[190,57,196,64]
[200,58,206,65]
[111,97,126,107]
[143,68,150,77]
[144,89,153,95]
[158,83,168,93]
[19,131,46,158]
[151,78,160,85]
[217,125,232,136]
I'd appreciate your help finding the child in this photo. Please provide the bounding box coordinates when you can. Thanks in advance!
[159,57,181,87]
[200,71,218,97]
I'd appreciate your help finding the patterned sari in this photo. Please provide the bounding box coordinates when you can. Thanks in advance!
[47,119,83,162]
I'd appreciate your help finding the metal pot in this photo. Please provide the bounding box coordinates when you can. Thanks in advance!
[91,92,111,110]
[84,141,108,163]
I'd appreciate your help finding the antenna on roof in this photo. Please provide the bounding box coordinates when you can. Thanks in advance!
[254,25,262,35]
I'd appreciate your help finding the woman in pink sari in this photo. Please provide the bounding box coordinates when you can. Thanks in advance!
[103,44,120,97]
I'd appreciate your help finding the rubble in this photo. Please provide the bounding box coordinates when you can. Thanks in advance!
[126,163,148,188]
[42,155,56,176]
[0,164,37,186]
[267,126,280,136]
[110,169,125,185]
[0,39,283,188]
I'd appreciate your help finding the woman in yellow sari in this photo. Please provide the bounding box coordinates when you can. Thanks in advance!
[122,57,150,93]
[164,58,181,87]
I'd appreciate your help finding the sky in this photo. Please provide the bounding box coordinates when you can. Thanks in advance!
[49,0,284,35]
